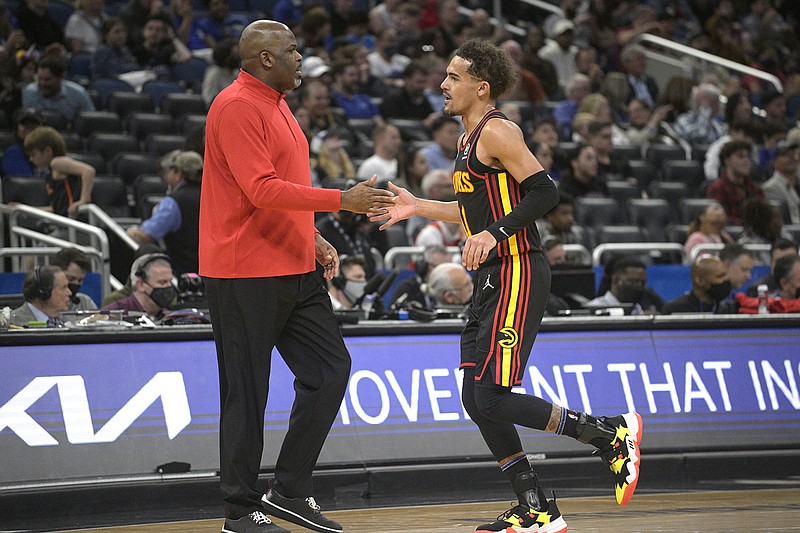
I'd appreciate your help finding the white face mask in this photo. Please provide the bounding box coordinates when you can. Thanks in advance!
[342,280,367,304]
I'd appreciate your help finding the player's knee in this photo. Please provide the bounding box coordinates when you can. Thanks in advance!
[473,384,505,420]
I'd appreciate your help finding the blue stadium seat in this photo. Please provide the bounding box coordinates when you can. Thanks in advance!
[90,78,135,108]
[171,58,210,91]
[142,80,185,110]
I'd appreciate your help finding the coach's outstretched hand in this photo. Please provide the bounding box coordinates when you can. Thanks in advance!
[368,181,416,230]
[340,175,395,214]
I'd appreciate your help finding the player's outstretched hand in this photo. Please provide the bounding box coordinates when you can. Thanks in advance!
[340,175,395,214]
[368,181,416,230]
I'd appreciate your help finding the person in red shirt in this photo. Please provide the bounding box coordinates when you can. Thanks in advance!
[199,20,394,533]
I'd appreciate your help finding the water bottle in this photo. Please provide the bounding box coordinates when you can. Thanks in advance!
[757,284,769,314]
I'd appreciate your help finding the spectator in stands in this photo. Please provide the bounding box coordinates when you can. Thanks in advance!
[684,201,734,257]
[23,125,94,218]
[719,243,755,291]
[52,247,98,312]
[537,192,592,260]
[1,107,42,177]
[706,140,765,225]
[738,198,791,265]
[1,41,38,120]
[11,265,71,327]
[616,4,661,48]
[201,37,238,106]
[91,17,142,80]
[330,59,381,121]
[390,245,453,311]
[295,6,331,57]
[538,18,578,93]
[16,0,65,51]
[553,73,591,140]
[427,262,473,308]
[102,243,162,306]
[379,60,436,123]
[420,115,459,172]
[530,117,560,151]
[368,26,410,80]
[394,2,423,59]
[521,24,560,100]
[772,255,800,299]
[600,72,632,126]
[310,127,355,182]
[585,256,658,314]
[102,253,175,317]
[745,238,798,296]
[368,0,400,36]
[126,151,203,275]
[724,91,754,125]
[543,235,566,266]
[22,56,95,122]
[498,38,546,104]
[119,0,164,48]
[316,211,379,277]
[272,0,303,28]
[356,123,402,184]
[527,140,554,176]
[298,80,352,143]
[415,216,465,247]
[662,254,732,314]
[196,0,248,49]
[328,255,368,310]
[398,144,429,198]
[584,118,632,182]
[64,0,107,54]
[570,112,595,143]
[558,142,608,199]
[762,141,800,224]
[620,44,658,109]
[672,83,726,145]
[168,0,201,50]
[657,75,693,122]
[623,97,675,149]
[703,118,760,182]
[131,13,191,75]
[405,168,457,244]
[575,46,604,93]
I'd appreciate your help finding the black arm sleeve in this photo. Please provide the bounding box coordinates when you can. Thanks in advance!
[485,170,559,242]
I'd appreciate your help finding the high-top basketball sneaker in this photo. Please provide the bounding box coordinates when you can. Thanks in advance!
[475,471,568,533]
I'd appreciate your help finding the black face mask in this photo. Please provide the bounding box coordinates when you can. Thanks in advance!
[67,283,82,304]
[707,280,732,303]
[616,282,644,304]
[149,286,176,308]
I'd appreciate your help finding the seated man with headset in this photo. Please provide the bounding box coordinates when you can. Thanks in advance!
[328,255,369,310]
[101,253,176,319]
[11,265,73,327]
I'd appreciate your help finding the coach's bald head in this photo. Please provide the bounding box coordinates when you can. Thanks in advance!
[239,20,301,92]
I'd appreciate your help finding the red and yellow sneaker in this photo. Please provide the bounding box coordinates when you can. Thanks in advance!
[598,412,643,506]
[475,497,568,533]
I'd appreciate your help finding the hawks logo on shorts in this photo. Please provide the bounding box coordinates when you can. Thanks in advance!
[498,326,518,348]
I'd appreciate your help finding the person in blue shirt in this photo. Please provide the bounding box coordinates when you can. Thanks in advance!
[1,107,42,177]
[22,55,95,122]
[126,150,203,275]
[329,59,381,120]
[192,0,250,49]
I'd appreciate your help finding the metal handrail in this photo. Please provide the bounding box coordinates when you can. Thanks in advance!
[384,246,462,271]
[8,204,112,296]
[78,203,140,252]
[592,242,686,266]
[690,242,772,262]
[457,0,563,38]
[563,244,591,265]
[11,227,113,297]
[633,33,783,94]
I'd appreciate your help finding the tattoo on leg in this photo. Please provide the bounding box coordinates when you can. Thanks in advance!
[544,405,561,433]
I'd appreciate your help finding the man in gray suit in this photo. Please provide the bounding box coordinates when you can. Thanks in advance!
[11,266,72,328]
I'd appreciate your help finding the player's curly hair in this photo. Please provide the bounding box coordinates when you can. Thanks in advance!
[453,39,518,101]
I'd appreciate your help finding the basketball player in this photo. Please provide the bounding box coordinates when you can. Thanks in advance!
[370,39,642,532]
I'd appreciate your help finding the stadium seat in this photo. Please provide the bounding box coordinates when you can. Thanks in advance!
[611,145,642,163]
[0,176,48,206]
[91,175,131,218]
[61,132,83,151]
[387,118,431,142]
[132,174,168,219]
[691,143,710,163]
[68,151,106,173]
[145,133,186,155]
[73,111,124,138]
[38,109,68,131]
[0,130,18,150]
[649,181,689,211]
[107,92,155,119]
[645,144,687,169]
[665,223,688,244]
[112,152,163,186]
[348,118,376,139]
[627,160,658,191]
[606,181,641,216]
[596,225,648,244]
[662,159,705,195]
[160,92,207,119]
[90,78,135,108]
[170,57,210,91]
[46,0,73,26]
[724,225,744,241]
[573,196,622,228]
[177,113,206,134]
[142,80,186,110]
[678,197,716,224]
[127,113,175,142]
[68,52,92,83]
[628,198,673,242]
[86,132,139,161]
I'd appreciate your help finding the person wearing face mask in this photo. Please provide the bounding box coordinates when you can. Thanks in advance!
[662,255,732,314]
[52,247,98,312]
[327,255,368,310]
[585,256,660,315]
[101,253,176,318]
[316,209,380,277]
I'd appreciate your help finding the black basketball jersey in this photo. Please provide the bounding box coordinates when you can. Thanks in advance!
[453,110,543,262]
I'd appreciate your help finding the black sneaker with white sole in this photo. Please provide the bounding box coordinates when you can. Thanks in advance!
[221,510,291,533]
[262,487,343,533]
